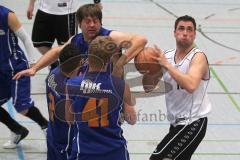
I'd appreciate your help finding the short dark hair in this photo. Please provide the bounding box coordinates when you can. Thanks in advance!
[76,4,102,24]
[88,36,117,68]
[59,44,81,74]
[174,15,196,31]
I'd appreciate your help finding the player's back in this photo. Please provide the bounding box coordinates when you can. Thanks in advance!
[67,71,126,155]
[46,67,73,152]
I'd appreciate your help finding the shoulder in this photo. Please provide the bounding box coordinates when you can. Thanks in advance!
[191,48,208,62]
[164,49,175,58]
[99,27,112,36]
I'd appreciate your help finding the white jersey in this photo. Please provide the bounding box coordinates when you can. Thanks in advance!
[162,48,211,125]
[38,0,81,15]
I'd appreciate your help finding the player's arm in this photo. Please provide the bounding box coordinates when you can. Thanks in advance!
[12,38,72,80]
[27,0,36,19]
[123,83,137,125]
[109,31,147,76]
[153,46,208,93]
[8,12,36,65]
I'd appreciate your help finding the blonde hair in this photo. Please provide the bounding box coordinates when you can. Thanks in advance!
[88,36,117,68]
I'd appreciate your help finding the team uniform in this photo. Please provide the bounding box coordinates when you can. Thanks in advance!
[32,0,80,47]
[0,6,34,112]
[70,27,123,76]
[150,48,212,160]
[70,27,112,72]
[46,67,74,160]
[67,72,129,160]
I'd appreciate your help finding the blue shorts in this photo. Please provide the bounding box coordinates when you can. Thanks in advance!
[69,145,130,160]
[47,139,69,160]
[0,71,34,112]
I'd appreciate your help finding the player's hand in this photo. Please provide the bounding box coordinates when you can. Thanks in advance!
[29,63,36,68]
[142,73,160,93]
[13,68,37,80]
[27,5,34,19]
[152,45,169,69]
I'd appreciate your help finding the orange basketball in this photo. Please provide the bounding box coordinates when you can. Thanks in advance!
[134,47,162,75]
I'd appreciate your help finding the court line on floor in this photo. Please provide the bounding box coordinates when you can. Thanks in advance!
[210,67,240,112]
[2,138,240,143]
[6,101,25,160]
[16,120,240,127]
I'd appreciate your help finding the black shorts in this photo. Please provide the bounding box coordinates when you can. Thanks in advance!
[32,10,77,48]
[150,117,208,160]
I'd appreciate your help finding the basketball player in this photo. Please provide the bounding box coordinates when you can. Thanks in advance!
[66,36,136,160]
[149,15,212,160]
[14,3,147,78]
[27,0,102,69]
[0,5,48,149]
[46,44,81,160]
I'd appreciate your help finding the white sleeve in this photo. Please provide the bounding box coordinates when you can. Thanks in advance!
[14,26,36,64]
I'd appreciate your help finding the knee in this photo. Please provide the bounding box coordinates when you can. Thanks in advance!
[19,109,29,115]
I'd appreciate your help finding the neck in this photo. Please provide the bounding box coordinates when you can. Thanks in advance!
[88,66,107,72]
[62,70,78,78]
[176,45,194,56]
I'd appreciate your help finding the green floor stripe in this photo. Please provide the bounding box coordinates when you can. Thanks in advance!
[210,67,240,112]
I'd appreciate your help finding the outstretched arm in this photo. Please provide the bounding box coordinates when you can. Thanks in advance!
[12,45,64,80]
[110,31,147,77]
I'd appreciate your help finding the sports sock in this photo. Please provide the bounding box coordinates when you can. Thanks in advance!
[25,106,48,129]
[0,107,23,133]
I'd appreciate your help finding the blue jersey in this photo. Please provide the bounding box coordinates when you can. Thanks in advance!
[46,67,73,154]
[67,72,126,155]
[70,27,112,73]
[0,6,28,72]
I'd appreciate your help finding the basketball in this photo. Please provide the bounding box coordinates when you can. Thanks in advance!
[134,47,162,75]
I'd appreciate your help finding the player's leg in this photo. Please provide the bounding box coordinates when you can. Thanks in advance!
[75,145,130,160]
[11,76,48,130]
[32,10,55,54]
[32,9,57,69]
[55,12,77,46]
[175,118,208,160]
[47,138,68,160]
[0,74,29,149]
[150,118,207,160]
[0,107,29,149]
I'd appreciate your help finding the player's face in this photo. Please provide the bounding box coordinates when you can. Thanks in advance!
[80,16,102,42]
[174,21,196,48]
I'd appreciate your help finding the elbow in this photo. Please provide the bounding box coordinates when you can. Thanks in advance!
[125,114,137,125]
[139,36,148,46]
[185,85,198,93]
[128,118,136,125]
